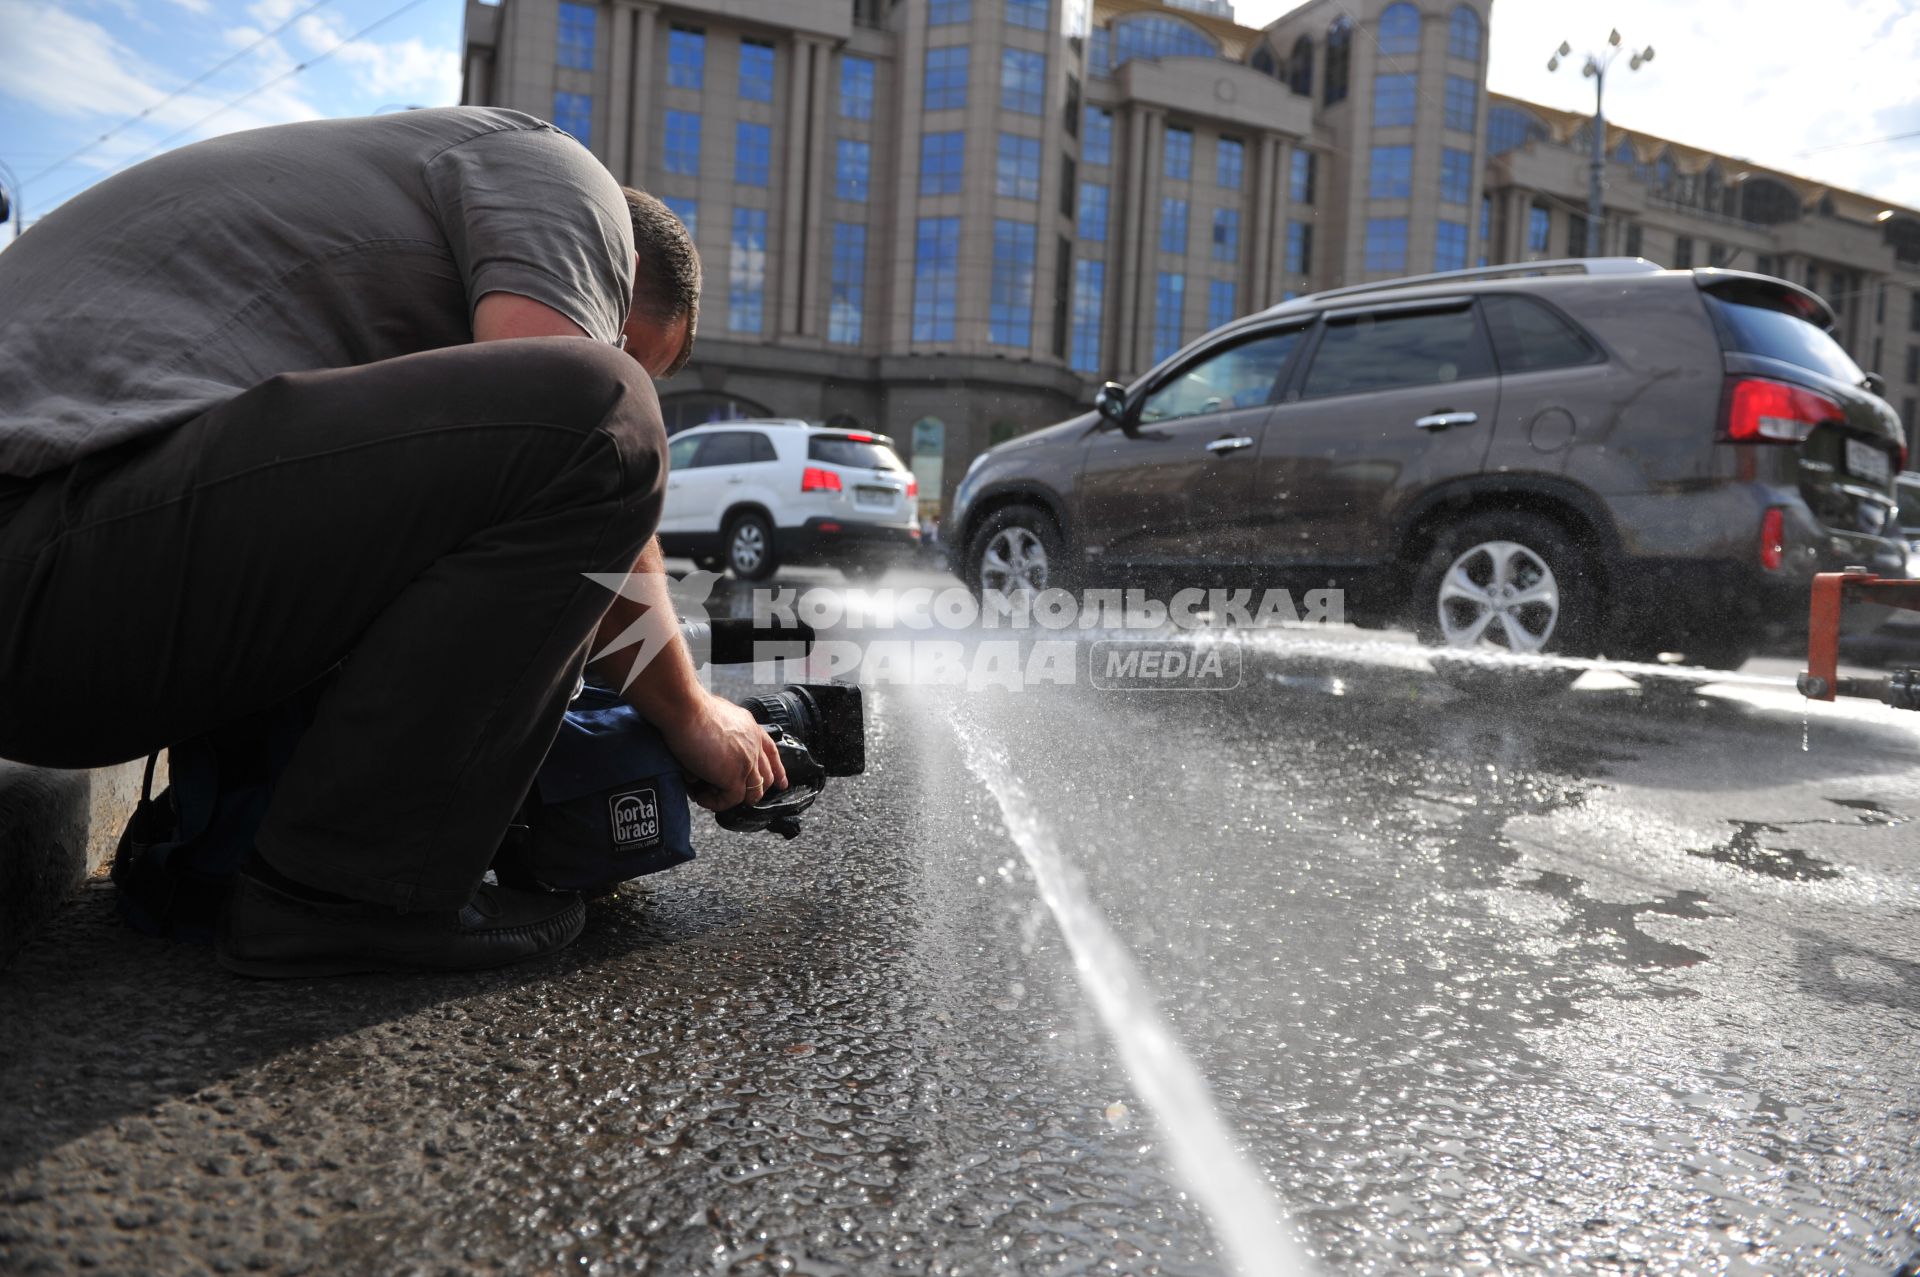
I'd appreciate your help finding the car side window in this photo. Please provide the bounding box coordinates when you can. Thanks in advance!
[1138,330,1304,425]
[1479,294,1602,373]
[749,432,779,463]
[667,436,700,470]
[1299,306,1491,399]
[691,432,756,467]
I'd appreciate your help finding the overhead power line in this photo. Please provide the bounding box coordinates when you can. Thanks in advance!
[38,0,435,211]
[21,0,336,189]
[1791,129,1920,158]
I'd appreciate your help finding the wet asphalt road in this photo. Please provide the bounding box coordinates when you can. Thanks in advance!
[3,568,1919,1276]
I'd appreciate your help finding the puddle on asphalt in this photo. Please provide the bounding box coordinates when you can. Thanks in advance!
[1686,799,1907,882]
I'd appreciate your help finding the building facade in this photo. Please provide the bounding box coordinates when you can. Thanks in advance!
[462,0,1920,514]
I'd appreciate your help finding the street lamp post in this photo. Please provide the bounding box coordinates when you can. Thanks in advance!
[0,159,21,241]
[1548,32,1655,258]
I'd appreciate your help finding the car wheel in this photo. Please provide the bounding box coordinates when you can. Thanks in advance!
[1413,510,1599,697]
[966,504,1064,597]
[724,512,778,582]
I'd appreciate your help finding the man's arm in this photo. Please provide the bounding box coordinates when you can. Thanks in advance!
[586,538,786,809]
[473,291,786,809]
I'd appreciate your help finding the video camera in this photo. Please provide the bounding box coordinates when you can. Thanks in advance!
[491,617,866,895]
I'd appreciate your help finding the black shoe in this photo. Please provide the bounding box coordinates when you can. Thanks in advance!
[216,871,585,978]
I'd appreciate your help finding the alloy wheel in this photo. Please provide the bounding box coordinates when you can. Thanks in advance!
[979,526,1049,593]
[730,522,766,574]
[1436,539,1560,653]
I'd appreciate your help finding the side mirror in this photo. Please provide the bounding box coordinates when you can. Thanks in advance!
[1864,371,1888,398]
[1093,381,1130,427]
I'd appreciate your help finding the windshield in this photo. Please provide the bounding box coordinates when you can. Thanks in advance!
[808,436,906,470]
[1708,295,1866,386]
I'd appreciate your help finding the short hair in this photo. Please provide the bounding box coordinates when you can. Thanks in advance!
[623,186,700,377]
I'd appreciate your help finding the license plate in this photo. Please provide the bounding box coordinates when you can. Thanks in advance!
[855,485,897,509]
[1845,437,1891,486]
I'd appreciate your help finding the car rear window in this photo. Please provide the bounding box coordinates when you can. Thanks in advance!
[1301,305,1492,398]
[1706,294,1862,385]
[1479,294,1602,373]
[809,436,906,470]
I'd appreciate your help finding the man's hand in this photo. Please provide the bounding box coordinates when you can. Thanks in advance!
[661,692,789,811]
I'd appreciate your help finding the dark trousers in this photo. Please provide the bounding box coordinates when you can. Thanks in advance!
[0,338,665,910]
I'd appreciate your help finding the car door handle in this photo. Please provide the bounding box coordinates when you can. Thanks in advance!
[1206,436,1256,454]
[1414,411,1478,432]
[727,475,744,484]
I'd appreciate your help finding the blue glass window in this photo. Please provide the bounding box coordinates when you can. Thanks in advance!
[1002,48,1046,114]
[1487,105,1546,156]
[1444,75,1477,133]
[1208,279,1237,330]
[729,207,767,333]
[829,222,866,345]
[913,217,961,342]
[930,0,970,24]
[1528,204,1550,252]
[668,26,705,90]
[1078,183,1108,241]
[735,122,771,187]
[1070,258,1106,373]
[1448,5,1481,61]
[1109,15,1220,70]
[664,109,700,175]
[1152,272,1185,362]
[835,139,870,202]
[1379,3,1421,56]
[1164,126,1193,180]
[920,131,965,195]
[1217,137,1244,190]
[1435,219,1468,271]
[739,39,774,102]
[1373,73,1416,127]
[1160,197,1188,254]
[1084,107,1113,164]
[1440,147,1473,204]
[989,219,1036,347]
[1290,149,1314,203]
[840,56,874,119]
[1008,0,1048,29]
[1212,208,1239,262]
[1285,220,1311,275]
[1369,145,1412,199]
[558,3,595,70]
[1364,217,1408,273]
[663,196,697,238]
[997,132,1042,200]
[925,47,968,110]
[552,92,591,147]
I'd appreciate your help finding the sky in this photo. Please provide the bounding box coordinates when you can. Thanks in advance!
[1234,0,1920,208]
[2,0,1918,230]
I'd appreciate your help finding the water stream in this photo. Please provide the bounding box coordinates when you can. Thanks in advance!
[948,710,1315,1277]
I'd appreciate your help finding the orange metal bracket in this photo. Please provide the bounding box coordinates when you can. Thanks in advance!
[1800,571,1920,701]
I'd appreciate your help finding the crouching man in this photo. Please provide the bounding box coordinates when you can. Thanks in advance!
[0,107,783,976]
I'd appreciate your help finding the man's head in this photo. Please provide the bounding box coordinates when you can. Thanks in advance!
[621,187,700,379]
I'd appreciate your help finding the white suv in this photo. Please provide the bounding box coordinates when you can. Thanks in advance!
[658,419,920,580]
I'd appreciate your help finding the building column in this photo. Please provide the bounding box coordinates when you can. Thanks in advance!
[778,35,822,336]
[1249,135,1278,311]
[606,3,636,183]
[625,4,658,188]
[798,37,832,339]
[1115,106,1161,375]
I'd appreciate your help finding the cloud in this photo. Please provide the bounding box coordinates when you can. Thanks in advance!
[290,8,461,104]
[1234,0,1920,207]
[0,0,325,197]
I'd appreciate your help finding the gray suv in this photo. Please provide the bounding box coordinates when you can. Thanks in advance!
[945,260,1908,668]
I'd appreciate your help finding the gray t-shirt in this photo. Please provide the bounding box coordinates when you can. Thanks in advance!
[0,107,635,479]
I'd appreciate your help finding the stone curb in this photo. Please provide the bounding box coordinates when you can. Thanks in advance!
[0,759,155,966]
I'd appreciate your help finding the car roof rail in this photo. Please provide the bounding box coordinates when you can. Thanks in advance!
[1262,257,1665,313]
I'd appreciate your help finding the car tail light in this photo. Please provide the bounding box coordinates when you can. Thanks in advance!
[801,467,842,493]
[906,476,919,499]
[1725,377,1842,445]
[1760,506,1785,571]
